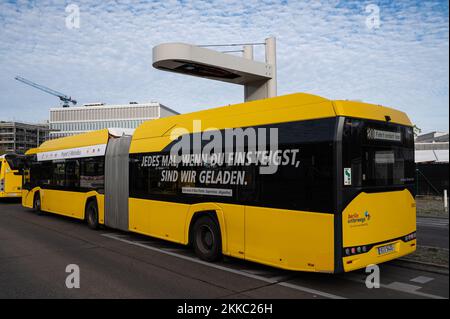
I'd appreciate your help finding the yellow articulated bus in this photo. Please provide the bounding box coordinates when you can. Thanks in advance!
[22,93,416,273]
[0,153,24,198]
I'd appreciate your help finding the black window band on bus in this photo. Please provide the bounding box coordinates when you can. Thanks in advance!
[130,118,338,214]
[341,118,415,209]
[4,153,25,171]
[22,156,105,194]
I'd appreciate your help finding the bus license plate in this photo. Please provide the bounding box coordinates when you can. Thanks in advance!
[377,244,395,255]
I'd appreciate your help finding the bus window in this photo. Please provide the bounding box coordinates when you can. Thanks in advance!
[66,160,80,189]
[80,157,105,191]
[342,118,415,188]
[52,162,66,187]
[5,154,25,172]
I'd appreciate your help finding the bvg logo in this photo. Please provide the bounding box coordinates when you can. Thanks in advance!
[348,211,371,227]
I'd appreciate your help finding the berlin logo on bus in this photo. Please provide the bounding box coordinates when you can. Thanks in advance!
[348,211,371,226]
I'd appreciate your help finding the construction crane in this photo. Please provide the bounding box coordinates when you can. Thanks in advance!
[14,76,77,107]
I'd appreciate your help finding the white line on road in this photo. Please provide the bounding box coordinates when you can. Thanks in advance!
[386,282,422,292]
[102,233,346,300]
[418,218,449,223]
[342,274,446,299]
[417,222,448,228]
[410,276,434,284]
[417,218,449,228]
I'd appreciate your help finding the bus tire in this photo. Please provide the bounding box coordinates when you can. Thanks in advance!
[192,215,222,262]
[33,192,42,214]
[85,200,99,230]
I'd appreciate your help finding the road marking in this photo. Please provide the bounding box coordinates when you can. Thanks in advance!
[276,282,344,299]
[343,274,446,299]
[384,281,445,299]
[417,223,448,228]
[417,218,449,228]
[386,282,422,292]
[162,248,189,253]
[102,233,346,299]
[241,269,274,276]
[269,275,291,281]
[410,276,434,284]
[135,241,154,244]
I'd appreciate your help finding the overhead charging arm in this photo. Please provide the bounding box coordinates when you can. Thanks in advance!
[152,37,277,102]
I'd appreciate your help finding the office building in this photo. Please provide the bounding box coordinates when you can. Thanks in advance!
[415,131,449,163]
[0,121,49,154]
[49,102,179,139]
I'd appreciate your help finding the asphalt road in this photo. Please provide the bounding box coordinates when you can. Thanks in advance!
[0,201,448,299]
[416,217,449,249]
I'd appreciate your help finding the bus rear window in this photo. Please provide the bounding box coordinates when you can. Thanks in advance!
[342,118,415,188]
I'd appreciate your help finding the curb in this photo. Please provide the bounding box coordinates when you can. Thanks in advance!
[393,259,449,275]
[417,215,449,219]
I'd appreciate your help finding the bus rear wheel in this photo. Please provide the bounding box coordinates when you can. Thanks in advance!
[192,216,222,262]
[86,200,99,230]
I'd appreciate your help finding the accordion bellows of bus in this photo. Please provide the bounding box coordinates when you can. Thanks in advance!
[22,93,416,273]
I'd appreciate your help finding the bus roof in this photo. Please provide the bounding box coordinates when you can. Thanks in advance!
[332,99,411,126]
[131,92,411,141]
[26,128,132,155]
[27,93,412,155]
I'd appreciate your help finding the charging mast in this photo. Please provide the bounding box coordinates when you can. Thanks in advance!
[152,37,277,102]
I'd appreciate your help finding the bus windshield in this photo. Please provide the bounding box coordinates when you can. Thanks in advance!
[4,154,25,172]
[342,118,415,188]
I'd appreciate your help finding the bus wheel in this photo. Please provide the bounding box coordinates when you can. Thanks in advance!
[85,200,99,230]
[192,216,222,262]
[33,192,42,214]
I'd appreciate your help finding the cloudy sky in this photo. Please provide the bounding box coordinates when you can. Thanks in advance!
[0,0,448,132]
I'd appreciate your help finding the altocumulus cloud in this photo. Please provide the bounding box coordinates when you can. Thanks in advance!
[0,0,448,132]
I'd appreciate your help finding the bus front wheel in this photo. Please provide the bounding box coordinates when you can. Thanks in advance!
[192,216,222,262]
[33,192,41,214]
[85,200,99,230]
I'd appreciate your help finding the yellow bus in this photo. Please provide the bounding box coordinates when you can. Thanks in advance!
[0,153,24,198]
[22,93,416,273]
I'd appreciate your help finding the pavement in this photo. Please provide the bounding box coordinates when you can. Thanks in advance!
[0,201,448,299]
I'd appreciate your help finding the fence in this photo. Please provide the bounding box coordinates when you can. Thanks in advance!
[416,163,449,196]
